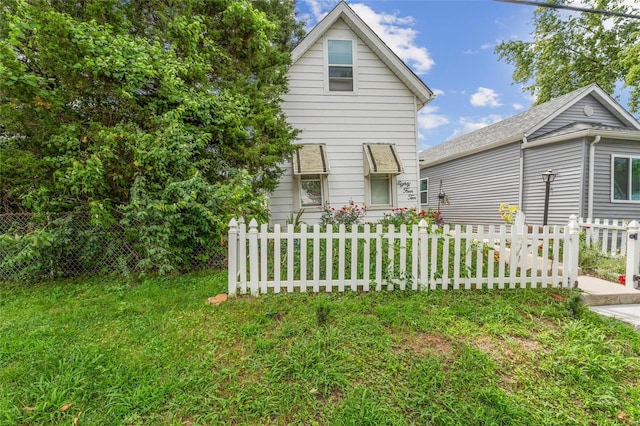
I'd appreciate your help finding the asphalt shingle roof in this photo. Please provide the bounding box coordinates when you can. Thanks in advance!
[419,85,594,166]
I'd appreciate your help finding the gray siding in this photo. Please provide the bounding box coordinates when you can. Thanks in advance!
[590,139,640,221]
[531,95,627,139]
[420,143,520,225]
[522,140,586,225]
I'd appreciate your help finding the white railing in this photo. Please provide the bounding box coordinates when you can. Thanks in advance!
[577,217,628,257]
[228,216,581,295]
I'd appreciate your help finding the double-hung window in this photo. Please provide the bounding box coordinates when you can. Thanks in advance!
[327,39,353,92]
[612,155,640,201]
[420,178,429,206]
[363,144,403,208]
[293,144,330,209]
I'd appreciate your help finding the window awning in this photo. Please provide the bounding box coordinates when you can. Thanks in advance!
[363,143,403,175]
[293,144,329,175]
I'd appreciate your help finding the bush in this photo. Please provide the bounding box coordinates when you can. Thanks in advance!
[378,207,443,228]
[320,201,366,227]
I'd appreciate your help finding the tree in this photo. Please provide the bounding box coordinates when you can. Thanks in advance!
[0,0,303,274]
[496,0,640,113]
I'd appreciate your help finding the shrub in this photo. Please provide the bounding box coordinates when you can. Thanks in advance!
[320,201,366,227]
[378,207,443,228]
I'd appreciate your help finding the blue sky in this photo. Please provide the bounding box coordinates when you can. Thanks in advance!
[295,0,635,151]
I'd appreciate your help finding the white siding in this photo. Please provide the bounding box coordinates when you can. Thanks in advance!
[270,18,421,225]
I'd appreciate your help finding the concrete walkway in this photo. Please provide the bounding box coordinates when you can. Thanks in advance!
[578,275,640,330]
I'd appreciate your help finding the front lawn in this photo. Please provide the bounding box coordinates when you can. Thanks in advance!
[1,272,639,425]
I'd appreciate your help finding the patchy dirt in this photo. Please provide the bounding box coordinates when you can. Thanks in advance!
[397,332,453,356]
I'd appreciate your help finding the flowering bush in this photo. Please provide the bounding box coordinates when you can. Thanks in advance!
[379,206,443,228]
[320,201,366,227]
[499,203,519,225]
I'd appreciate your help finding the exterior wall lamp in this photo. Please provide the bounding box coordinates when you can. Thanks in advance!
[541,169,556,226]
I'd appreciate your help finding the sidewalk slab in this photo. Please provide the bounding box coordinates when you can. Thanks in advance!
[578,275,640,306]
[589,305,640,330]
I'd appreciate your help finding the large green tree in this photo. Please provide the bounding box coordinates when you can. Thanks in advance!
[496,0,640,113]
[0,0,302,273]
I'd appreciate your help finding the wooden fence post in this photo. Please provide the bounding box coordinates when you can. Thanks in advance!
[418,219,428,290]
[248,219,259,296]
[565,215,580,288]
[228,218,238,297]
[625,220,640,290]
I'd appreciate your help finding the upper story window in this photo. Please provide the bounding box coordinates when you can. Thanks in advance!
[612,155,640,201]
[327,39,353,92]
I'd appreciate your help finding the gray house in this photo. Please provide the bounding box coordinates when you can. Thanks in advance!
[419,84,640,225]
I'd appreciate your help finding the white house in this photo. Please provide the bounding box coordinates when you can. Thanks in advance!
[268,1,435,225]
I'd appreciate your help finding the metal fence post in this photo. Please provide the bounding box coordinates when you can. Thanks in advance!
[625,220,640,290]
[228,218,238,296]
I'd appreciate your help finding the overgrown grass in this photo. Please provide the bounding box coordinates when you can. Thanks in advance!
[1,272,639,425]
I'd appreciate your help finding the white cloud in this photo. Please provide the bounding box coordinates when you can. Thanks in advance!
[416,105,449,149]
[470,87,503,108]
[432,88,445,97]
[447,115,503,140]
[512,103,524,111]
[302,1,435,74]
[418,106,449,131]
[349,3,434,74]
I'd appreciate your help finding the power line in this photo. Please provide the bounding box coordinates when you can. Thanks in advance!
[494,0,640,20]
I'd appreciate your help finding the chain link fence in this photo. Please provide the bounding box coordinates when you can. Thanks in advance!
[0,213,227,282]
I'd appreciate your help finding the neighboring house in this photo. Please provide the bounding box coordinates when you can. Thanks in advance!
[419,84,640,225]
[268,1,435,225]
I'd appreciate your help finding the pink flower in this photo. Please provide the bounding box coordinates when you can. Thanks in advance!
[618,275,626,285]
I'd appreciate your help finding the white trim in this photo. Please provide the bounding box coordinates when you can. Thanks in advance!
[365,174,397,209]
[324,36,357,94]
[294,174,330,211]
[419,177,429,208]
[610,154,640,203]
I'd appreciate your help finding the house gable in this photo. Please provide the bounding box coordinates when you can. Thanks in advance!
[292,1,434,108]
[269,2,434,225]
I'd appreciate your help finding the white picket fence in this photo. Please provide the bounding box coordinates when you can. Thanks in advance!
[578,217,629,256]
[228,216,582,295]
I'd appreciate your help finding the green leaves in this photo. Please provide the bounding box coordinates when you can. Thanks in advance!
[0,0,302,274]
[496,0,640,112]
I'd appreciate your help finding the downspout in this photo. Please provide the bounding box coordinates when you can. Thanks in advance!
[519,135,527,209]
[587,135,601,220]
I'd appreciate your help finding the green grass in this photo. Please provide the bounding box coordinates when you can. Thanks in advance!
[1,272,640,425]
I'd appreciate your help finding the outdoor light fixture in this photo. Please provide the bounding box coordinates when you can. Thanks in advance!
[541,169,556,184]
[541,169,556,226]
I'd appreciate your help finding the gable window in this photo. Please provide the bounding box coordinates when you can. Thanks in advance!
[327,39,353,92]
[420,178,428,206]
[294,144,330,208]
[612,155,640,201]
[363,144,403,207]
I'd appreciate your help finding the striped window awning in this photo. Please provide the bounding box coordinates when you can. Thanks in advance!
[293,144,329,175]
[363,143,403,175]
